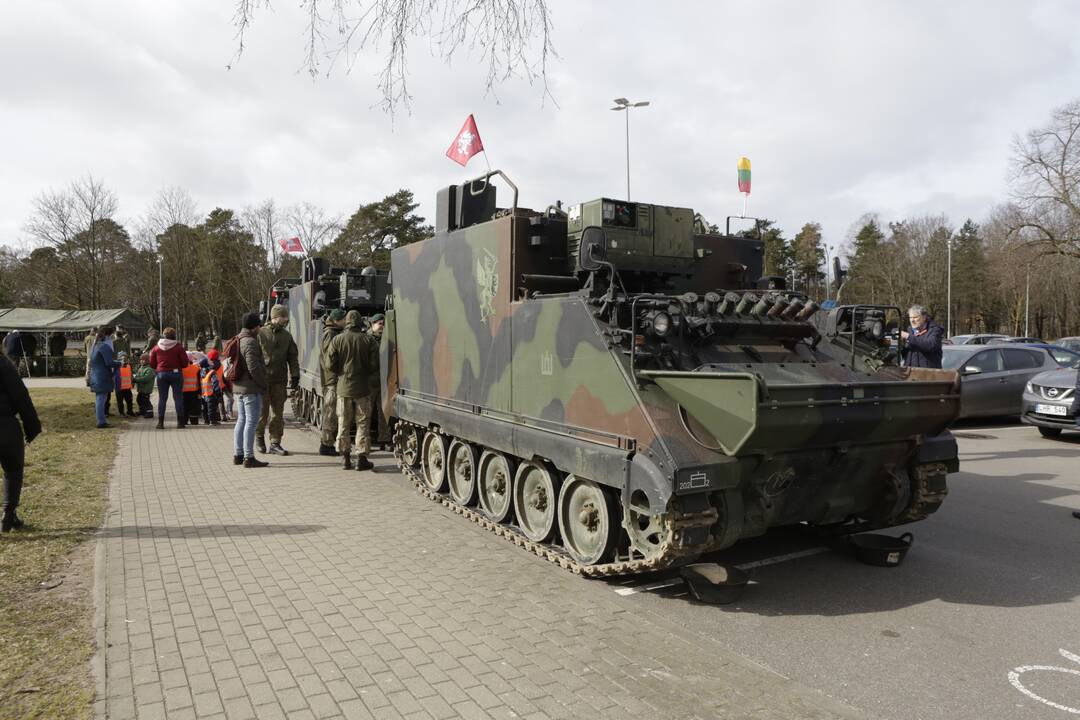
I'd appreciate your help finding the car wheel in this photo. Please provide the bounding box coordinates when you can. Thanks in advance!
[1038,426,1063,438]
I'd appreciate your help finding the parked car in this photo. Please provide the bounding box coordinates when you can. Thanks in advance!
[942,344,1068,419]
[1021,344,1080,368]
[1003,336,1045,344]
[1052,336,1080,353]
[948,334,1009,345]
[1021,366,1079,437]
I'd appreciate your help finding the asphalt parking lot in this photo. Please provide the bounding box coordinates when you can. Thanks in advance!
[610,417,1080,720]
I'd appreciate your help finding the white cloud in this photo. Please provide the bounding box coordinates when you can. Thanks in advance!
[2,0,1079,261]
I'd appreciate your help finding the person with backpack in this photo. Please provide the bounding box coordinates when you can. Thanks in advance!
[229,313,269,468]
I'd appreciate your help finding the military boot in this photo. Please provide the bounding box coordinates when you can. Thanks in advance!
[342,454,353,470]
[318,443,338,456]
[268,442,289,456]
[355,454,374,472]
[1,508,17,533]
[256,436,266,454]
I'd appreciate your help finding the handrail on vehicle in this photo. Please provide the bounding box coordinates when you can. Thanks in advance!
[465,169,518,214]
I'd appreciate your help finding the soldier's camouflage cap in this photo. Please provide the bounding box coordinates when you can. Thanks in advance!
[346,310,363,327]
[270,304,289,319]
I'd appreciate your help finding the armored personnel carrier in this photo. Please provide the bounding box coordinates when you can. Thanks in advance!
[262,257,391,426]
[381,171,961,576]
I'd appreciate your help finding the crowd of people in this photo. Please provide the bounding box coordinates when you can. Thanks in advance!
[78,305,388,472]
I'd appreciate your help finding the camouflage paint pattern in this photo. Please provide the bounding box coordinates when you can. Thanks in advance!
[380,189,960,555]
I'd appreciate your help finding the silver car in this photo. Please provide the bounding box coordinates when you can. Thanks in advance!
[942,344,1064,419]
[1021,367,1080,438]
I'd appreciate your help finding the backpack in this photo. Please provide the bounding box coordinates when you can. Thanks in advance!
[222,334,247,382]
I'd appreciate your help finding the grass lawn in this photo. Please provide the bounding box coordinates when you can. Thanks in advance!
[0,388,127,720]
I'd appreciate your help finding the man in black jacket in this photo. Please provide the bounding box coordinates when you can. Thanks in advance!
[901,305,944,369]
[0,349,42,532]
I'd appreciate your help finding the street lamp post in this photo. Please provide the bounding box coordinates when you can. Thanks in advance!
[158,256,164,330]
[1025,265,1030,337]
[610,97,650,200]
[826,245,835,301]
[946,238,952,338]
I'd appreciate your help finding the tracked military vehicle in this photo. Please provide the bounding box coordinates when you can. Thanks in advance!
[262,257,391,426]
[381,170,961,577]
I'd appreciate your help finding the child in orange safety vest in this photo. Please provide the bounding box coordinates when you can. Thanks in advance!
[115,354,136,417]
[181,355,202,425]
[199,349,224,425]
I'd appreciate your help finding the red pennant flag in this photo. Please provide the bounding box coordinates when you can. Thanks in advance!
[446,114,485,167]
[279,236,304,255]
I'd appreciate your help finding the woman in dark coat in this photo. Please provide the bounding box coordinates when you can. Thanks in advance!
[1,348,42,532]
[89,326,121,428]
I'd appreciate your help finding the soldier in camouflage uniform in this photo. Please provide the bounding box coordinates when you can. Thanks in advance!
[367,313,391,450]
[318,309,347,456]
[256,305,300,455]
[327,310,377,471]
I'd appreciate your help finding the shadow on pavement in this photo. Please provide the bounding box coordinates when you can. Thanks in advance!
[605,470,1080,615]
[0,523,327,542]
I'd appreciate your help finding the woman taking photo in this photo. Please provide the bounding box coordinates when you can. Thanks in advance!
[88,326,121,428]
[148,327,189,429]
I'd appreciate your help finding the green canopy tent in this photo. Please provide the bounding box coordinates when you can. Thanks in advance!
[0,308,148,377]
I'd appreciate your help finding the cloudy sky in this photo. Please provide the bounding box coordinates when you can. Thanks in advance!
[2,1,1079,258]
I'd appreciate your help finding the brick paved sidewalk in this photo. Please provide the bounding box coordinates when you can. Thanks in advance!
[94,411,864,719]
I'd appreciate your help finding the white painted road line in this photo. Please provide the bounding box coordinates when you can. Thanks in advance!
[734,546,831,570]
[614,546,832,596]
[615,580,684,596]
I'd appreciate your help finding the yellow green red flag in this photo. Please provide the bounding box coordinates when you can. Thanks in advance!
[737,157,751,194]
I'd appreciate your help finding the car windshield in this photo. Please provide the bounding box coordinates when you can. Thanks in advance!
[1049,347,1080,368]
[941,347,970,370]
[1053,337,1080,352]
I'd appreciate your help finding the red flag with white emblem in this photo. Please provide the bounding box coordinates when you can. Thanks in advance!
[446,114,485,167]
[278,236,305,255]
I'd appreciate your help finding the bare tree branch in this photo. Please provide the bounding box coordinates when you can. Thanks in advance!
[231,0,557,115]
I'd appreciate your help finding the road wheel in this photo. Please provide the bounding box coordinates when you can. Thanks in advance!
[399,425,421,467]
[447,440,479,507]
[558,476,618,566]
[512,460,561,543]
[1038,426,1063,438]
[478,451,515,523]
[421,432,448,492]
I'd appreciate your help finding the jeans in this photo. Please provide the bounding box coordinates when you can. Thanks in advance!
[95,392,109,426]
[234,393,263,458]
[156,371,184,419]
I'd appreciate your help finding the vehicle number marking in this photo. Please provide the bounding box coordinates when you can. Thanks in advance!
[1008,648,1080,714]
[1035,403,1069,417]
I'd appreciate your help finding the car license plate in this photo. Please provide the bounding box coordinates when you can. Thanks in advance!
[1035,403,1069,417]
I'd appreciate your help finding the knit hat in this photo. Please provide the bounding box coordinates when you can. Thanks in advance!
[329,309,347,321]
[346,310,363,328]
[369,313,385,324]
[242,312,262,330]
[207,349,220,361]
[270,304,289,320]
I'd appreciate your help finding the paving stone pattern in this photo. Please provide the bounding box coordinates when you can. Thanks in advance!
[95,412,862,719]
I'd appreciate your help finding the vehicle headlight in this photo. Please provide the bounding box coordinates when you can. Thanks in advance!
[651,311,671,337]
[1025,381,1034,394]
